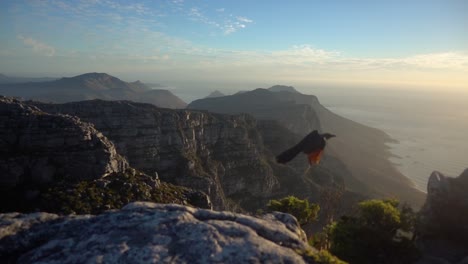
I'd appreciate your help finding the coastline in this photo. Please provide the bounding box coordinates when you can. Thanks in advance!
[316,103,426,208]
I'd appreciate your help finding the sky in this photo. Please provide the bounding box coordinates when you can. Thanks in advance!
[0,0,467,91]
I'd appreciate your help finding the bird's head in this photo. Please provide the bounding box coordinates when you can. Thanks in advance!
[321,133,336,140]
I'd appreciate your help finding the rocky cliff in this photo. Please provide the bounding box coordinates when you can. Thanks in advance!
[30,99,349,214]
[31,100,281,210]
[416,169,468,264]
[0,202,340,264]
[0,96,210,213]
[0,96,127,190]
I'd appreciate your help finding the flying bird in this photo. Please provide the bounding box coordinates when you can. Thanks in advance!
[276,130,336,165]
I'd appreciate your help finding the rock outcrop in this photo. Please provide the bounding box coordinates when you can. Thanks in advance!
[416,169,468,264]
[0,96,127,190]
[0,202,324,263]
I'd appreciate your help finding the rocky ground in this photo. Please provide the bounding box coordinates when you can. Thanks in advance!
[0,202,335,264]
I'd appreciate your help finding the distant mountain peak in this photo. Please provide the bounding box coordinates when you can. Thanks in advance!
[62,72,115,81]
[268,85,299,93]
[205,90,225,98]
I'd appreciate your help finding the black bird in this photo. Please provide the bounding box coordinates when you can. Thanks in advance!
[276,130,336,165]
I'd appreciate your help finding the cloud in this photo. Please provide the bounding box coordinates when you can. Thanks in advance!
[402,52,468,70]
[187,6,252,35]
[17,35,56,56]
[221,16,253,35]
[237,16,253,23]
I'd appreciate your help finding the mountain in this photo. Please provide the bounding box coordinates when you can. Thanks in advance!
[188,86,426,208]
[30,99,359,216]
[268,85,299,93]
[205,90,225,98]
[0,73,57,83]
[0,72,187,109]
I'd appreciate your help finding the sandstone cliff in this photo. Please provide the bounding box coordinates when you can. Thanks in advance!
[31,99,349,214]
[0,96,210,213]
[31,100,279,210]
[0,202,338,263]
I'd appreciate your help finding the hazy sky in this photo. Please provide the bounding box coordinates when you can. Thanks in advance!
[0,0,467,90]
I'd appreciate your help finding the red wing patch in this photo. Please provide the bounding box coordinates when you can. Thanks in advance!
[307,149,324,165]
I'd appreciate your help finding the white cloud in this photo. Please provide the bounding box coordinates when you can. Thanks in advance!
[17,35,56,56]
[187,7,252,35]
[402,52,468,69]
[237,16,253,23]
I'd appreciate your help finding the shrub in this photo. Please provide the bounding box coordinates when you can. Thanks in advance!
[328,199,419,264]
[267,195,320,225]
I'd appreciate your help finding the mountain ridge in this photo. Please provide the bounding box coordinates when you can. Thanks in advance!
[0,72,187,109]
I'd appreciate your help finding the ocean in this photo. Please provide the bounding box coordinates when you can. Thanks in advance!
[163,82,468,193]
[305,86,468,192]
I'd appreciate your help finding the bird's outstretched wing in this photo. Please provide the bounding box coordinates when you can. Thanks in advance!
[276,143,303,164]
[276,130,320,164]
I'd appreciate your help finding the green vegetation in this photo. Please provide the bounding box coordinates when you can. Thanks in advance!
[267,195,320,226]
[39,169,196,214]
[328,199,419,264]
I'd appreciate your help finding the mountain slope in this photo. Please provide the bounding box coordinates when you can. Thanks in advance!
[0,73,187,108]
[205,90,225,98]
[188,86,425,207]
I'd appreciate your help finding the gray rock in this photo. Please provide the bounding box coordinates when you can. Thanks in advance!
[0,202,317,263]
[0,96,128,190]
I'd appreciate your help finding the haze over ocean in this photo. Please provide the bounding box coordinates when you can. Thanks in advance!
[311,86,468,192]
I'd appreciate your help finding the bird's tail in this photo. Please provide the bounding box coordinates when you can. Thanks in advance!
[276,143,302,164]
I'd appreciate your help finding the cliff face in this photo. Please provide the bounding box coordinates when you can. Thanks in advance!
[417,169,468,264]
[30,99,350,213]
[0,202,325,263]
[32,100,282,210]
[0,96,128,190]
[0,96,210,213]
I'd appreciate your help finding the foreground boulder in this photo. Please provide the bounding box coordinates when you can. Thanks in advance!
[0,202,326,263]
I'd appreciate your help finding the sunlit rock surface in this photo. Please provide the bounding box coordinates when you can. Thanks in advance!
[0,202,316,263]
